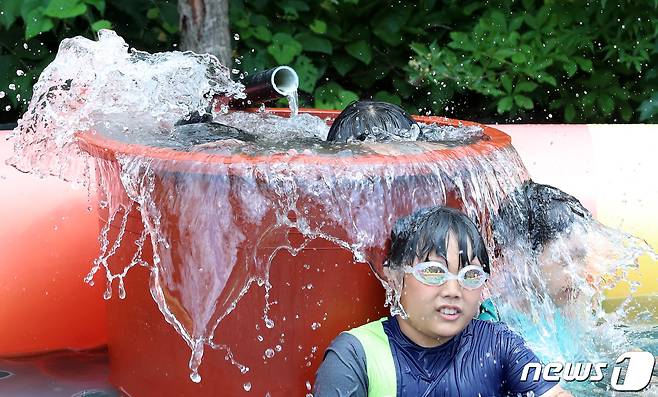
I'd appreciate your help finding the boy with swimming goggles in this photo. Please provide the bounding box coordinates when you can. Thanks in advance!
[314,205,572,396]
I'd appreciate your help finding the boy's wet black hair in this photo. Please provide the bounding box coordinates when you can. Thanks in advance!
[326,100,419,142]
[386,206,490,273]
[495,181,591,251]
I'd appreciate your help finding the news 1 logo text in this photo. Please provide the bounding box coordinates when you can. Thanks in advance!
[521,351,656,392]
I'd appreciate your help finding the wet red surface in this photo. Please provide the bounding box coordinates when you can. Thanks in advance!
[0,348,117,397]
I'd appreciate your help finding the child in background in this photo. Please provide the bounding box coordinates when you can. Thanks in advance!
[489,181,651,366]
[326,100,419,143]
[493,181,597,307]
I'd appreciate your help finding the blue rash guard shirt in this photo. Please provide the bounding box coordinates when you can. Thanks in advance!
[314,316,558,397]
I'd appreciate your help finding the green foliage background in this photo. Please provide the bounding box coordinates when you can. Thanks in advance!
[1,0,657,124]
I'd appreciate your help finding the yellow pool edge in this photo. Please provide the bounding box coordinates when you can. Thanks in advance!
[588,124,658,299]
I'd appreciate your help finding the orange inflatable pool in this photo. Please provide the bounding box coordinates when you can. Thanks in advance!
[0,131,107,357]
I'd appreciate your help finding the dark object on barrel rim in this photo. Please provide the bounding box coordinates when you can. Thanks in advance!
[175,111,213,126]
[231,66,299,108]
[172,121,257,146]
[326,100,419,143]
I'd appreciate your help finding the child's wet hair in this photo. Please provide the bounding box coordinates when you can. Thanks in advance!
[495,181,591,250]
[386,206,490,273]
[326,100,418,143]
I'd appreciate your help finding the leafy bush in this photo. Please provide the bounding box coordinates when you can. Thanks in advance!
[230,0,469,111]
[231,0,658,122]
[407,1,658,122]
[1,0,657,124]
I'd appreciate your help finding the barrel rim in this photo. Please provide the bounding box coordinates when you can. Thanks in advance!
[75,108,512,171]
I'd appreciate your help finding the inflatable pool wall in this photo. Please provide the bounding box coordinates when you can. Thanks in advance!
[0,135,107,356]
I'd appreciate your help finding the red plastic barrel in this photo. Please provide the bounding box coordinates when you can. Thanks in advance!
[76,110,515,396]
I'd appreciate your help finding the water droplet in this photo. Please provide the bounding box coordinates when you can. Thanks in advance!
[257,335,263,342]
[311,322,321,330]
[232,69,240,75]
[306,283,313,289]
[264,318,275,329]
[235,59,241,65]
[264,348,275,358]
[118,278,126,299]
[243,382,251,391]
[306,381,312,390]
[275,344,282,352]
[16,70,24,76]
[8,84,16,90]
[234,33,240,40]
[0,91,4,98]
[190,371,201,383]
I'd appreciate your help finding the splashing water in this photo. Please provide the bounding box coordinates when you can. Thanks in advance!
[7,31,656,393]
[82,134,529,382]
[287,90,299,117]
[8,29,245,183]
[215,110,328,141]
[488,194,657,395]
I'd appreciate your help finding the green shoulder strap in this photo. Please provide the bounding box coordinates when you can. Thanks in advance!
[346,317,397,397]
[477,298,500,322]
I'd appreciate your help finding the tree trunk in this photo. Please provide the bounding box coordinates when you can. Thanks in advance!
[178,0,232,67]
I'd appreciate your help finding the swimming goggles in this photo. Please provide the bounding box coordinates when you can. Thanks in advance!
[403,261,488,289]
